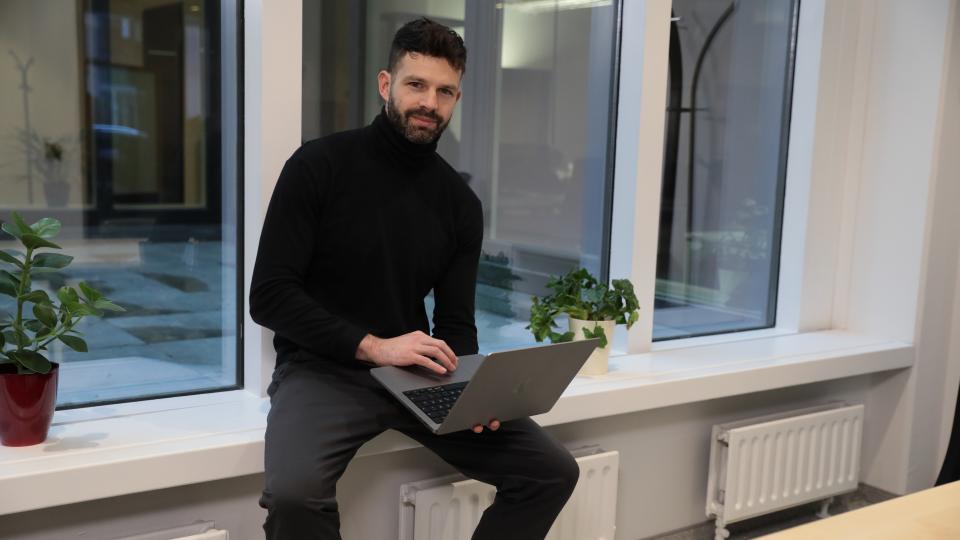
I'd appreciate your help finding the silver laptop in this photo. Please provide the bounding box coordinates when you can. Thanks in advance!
[370,339,599,435]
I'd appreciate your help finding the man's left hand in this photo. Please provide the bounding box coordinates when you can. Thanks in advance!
[472,419,501,433]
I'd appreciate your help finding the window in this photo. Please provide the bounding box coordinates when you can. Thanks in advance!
[653,0,799,340]
[0,0,241,407]
[303,0,621,352]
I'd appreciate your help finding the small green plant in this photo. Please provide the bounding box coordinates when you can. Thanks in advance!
[526,268,640,348]
[0,213,123,374]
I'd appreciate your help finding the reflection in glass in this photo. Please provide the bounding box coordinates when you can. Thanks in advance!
[654,0,798,340]
[303,0,620,351]
[0,0,239,406]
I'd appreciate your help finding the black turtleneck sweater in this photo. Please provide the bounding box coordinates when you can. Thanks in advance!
[250,111,483,367]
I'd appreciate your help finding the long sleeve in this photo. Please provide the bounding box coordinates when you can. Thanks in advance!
[431,195,483,356]
[249,153,369,362]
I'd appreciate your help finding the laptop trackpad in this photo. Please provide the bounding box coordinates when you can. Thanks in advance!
[380,354,484,392]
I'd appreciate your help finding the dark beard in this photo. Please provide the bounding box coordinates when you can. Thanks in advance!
[385,96,449,144]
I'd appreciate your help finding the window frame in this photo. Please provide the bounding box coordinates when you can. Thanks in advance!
[609,0,872,355]
[52,0,874,404]
[0,0,248,410]
[243,0,869,383]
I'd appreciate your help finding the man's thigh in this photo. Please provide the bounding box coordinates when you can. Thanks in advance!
[263,359,407,497]
[394,417,576,488]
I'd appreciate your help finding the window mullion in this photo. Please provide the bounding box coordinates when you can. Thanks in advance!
[243,0,303,397]
[609,0,672,355]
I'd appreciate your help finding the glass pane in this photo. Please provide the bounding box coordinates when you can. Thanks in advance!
[303,0,619,352]
[0,0,240,406]
[654,0,798,340]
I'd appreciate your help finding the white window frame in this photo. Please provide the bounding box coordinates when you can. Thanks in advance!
[110,0,887,403]
[242,0,853,373]
[612,0,863,353]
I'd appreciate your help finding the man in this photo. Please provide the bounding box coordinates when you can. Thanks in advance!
[250,18,579,539]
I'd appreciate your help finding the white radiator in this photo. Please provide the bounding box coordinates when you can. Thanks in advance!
[399,450,619,540]
[706,403,864,540]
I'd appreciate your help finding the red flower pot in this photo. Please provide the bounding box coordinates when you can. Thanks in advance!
[0,362,59,446]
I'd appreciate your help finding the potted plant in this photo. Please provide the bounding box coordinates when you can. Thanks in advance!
[0,212,122,446]
[526,268,640,376]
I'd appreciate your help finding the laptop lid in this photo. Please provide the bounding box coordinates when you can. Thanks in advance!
[371,339,599,435]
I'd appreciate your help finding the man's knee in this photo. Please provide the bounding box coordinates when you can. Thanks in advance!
[522,447,580,496]
[549,450,580,494]
[262,473,339,515]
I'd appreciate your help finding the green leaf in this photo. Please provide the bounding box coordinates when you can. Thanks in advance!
[30,217,62,239]
[73,303,103,317]
[79,282,103,302]
[20,233,62,251]
[20,289,51,305]
[3,330,17,347]
[0,250,23,268]
[563,307,589,321]
[0,269,19,285]
[0,331,4,349]
[59,334,88,352]
[33,303,58,328]
[57,286,80,307]
[582,325,608,348]
[3,328,28,348]
[24,319,45,333]
[8,349,52,374]
[0,270,18,298]
[93,299,124,312]
[12,212,33,236]
[583,287,605,305]
[32,253,73,269]
[1,222,22,240]
[27,266,59,274]
[0,283,16,298]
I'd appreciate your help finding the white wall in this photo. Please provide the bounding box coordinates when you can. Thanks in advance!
[846,0,959,494]
[911,0,960,490]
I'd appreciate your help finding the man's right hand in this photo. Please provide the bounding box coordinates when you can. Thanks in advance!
[355,331,457,374]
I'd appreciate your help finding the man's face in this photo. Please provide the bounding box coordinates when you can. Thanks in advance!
[378,52,462,144]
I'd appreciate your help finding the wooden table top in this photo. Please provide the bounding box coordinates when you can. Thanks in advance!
[759,481,960,539]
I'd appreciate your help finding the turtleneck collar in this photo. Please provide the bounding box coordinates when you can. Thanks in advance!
[372,107,438,168]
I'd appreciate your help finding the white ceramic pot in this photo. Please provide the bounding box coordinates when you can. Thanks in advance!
[569,318,616,376]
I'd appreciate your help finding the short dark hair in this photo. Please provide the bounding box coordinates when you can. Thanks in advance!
[387,17,467,75]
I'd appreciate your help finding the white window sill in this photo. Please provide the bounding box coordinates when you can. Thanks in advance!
[0,330,912,516]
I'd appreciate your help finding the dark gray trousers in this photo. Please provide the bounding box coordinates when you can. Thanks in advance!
[259,356,580,540]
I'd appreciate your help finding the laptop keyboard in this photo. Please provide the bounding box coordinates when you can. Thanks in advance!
[403,381,469,424]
